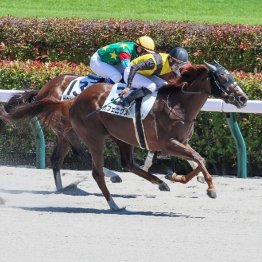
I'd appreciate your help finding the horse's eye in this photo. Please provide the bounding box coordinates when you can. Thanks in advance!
[219,74,228,81]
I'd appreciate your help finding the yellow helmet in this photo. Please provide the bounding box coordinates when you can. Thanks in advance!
[135,36,155,53]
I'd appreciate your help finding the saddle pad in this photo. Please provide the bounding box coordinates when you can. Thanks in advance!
[100,83,157,120]
[61,74,104,100]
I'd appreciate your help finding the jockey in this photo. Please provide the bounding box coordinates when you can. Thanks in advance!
[120,47,189,107]
[89,36,155,84]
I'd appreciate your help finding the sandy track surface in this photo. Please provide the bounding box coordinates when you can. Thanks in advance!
[0,166,262,262]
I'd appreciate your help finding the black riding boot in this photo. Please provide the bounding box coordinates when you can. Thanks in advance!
[121,88,152,108]
[104,78,115,84]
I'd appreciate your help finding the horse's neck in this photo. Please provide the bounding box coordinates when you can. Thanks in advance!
[176,93,208,121]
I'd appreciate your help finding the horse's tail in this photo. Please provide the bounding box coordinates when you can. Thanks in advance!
[0,89,38,130]
[2,96,68,126]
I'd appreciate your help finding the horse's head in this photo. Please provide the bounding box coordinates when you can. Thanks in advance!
[205,61,248,108]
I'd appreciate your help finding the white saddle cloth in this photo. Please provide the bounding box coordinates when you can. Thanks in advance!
[100,83,157,120]
[61,75,103,100]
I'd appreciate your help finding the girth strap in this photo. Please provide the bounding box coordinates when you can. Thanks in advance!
[135,97,147,149]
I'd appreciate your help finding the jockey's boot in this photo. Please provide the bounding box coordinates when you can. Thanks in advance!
[121,87,152,108]
[104,78,115,84]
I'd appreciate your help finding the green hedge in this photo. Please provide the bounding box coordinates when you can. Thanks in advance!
[0,17,261,72]
[0,60,90,89]
[0,60,261,175]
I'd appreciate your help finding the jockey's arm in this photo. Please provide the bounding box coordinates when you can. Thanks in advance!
[126,58,155,89]
[119,52,131,68]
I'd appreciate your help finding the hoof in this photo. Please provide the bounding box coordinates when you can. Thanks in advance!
[165,174,173,181]
[108,196,126,211]
[197,176,205,184]
[110,176,122,183]
[207,190,217,199]
[56,184,63,192]
[159,181,170,191]
[165,173,177,182]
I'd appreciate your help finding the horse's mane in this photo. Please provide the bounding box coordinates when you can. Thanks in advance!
[160,64,209,92]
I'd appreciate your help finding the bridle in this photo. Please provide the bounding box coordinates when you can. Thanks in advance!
[164,62,247,118]
[180,65,238,101]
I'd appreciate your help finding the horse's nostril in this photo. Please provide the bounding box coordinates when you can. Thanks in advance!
[227,95,235,103]
[239,96,247,105]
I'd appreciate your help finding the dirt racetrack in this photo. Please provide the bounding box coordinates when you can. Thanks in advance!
[0,165,262,262]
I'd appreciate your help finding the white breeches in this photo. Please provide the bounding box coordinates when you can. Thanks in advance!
[124,66,167,92]
[90,52,123,83]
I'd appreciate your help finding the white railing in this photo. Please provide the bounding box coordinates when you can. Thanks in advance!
[1,90,261,113]
[0,89,25,102]
[201,98,262,113]
[0,90,261,177]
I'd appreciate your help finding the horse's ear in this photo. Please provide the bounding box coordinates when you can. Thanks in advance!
[213,60,221,66]
[204,61,216,72]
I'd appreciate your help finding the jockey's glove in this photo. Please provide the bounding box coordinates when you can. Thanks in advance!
[120,87,130,96]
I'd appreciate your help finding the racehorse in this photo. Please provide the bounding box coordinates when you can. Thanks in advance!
[1,73,199,189]
[0,75,122,190]
[2,61,248,210]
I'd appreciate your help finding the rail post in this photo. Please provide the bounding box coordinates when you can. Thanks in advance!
[226,113,247,178]
[30,117,45,169]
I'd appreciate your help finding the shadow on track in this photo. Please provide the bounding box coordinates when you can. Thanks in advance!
[19,206,205,219]
[0,186,156,199]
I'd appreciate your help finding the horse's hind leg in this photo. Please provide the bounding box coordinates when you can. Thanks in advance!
[65,130,122,183]
[88,137,125,211]
[165,140,216,198]
[115,140,170,191]
[103,167,122,183]
[73,129,124,210]
[50,136,71,191]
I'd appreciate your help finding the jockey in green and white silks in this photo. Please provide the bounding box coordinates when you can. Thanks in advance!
[90,36,155,84]
[120,47,189,107]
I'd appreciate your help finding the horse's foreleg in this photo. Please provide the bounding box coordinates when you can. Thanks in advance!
[165,139,216,198]
[116,141,170,191]
[187,160,205,183]
[167,165,201,183]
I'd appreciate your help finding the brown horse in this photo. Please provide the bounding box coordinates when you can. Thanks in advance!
[3,61,248,210]
[69,61,248,210]
[0,75,122,190]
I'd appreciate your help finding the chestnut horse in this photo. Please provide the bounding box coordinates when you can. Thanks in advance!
[3,62,248,210]
[0,75,122,190]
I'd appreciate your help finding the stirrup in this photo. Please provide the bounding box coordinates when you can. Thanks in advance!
[119,97,133,108]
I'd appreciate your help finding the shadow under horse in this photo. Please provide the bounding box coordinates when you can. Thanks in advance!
[3,62,248,210]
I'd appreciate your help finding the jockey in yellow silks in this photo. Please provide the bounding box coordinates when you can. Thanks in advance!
[89,36,155,84]
[120,47,189,107]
